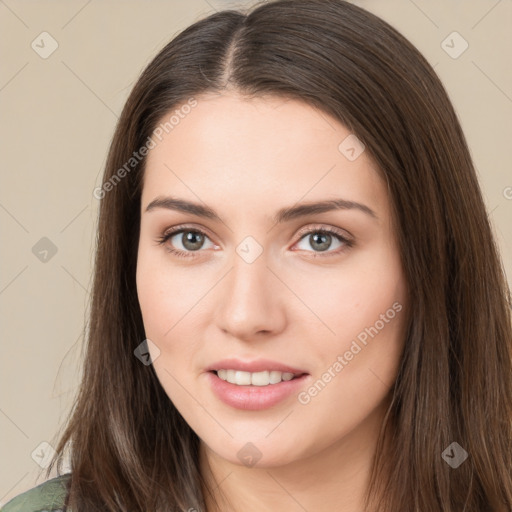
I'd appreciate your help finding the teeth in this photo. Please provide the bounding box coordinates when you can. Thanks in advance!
[216,369,297,386]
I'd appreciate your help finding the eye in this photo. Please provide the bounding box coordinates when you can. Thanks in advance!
[155,225,216,259]
[155,224,353,259]
[292,226,353,257]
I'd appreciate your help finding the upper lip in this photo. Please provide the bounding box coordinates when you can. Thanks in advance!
[206,358,308,375]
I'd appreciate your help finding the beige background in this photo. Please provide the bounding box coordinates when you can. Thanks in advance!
[1,0,511,505]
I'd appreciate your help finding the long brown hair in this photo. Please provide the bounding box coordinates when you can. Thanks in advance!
[45,0,512,510]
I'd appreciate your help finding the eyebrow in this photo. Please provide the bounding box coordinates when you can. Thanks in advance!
[144,196,378,224]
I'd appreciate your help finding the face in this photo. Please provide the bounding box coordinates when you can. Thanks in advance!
[136,92,407,469]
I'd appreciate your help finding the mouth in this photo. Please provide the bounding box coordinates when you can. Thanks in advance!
[206,370,310,410]
[210,369,308,387]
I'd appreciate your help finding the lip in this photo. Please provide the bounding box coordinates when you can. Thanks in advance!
[206,371,310,410]
[205,358,307,375]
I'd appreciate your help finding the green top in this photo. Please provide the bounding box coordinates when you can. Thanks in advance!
[1,474,71,512]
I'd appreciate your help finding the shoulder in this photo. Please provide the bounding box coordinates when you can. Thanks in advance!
[1,473,71,512]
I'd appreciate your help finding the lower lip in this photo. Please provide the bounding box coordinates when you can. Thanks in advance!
[206,371,309,411]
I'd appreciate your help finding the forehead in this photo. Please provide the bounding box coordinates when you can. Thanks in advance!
[147,92,352,170]
[141,92,387,219]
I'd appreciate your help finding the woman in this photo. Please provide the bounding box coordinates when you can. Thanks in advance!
[3,0,511,510]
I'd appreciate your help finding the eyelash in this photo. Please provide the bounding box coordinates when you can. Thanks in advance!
[155,224,354,259]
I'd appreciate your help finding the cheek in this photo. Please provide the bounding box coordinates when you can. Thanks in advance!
[297,273,406,434]
[135,249,207,368]
[291,241,407,414]
[290,243,405,346]
[136,246,176,339]
[136,253,210,421]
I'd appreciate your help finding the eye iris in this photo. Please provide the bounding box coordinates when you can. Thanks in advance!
[182,231,204,251]
[310,232,331,252]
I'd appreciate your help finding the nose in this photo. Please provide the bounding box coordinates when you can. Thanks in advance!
[214,251,286,341]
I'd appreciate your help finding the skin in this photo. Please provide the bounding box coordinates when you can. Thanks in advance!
[136,92,408,512]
